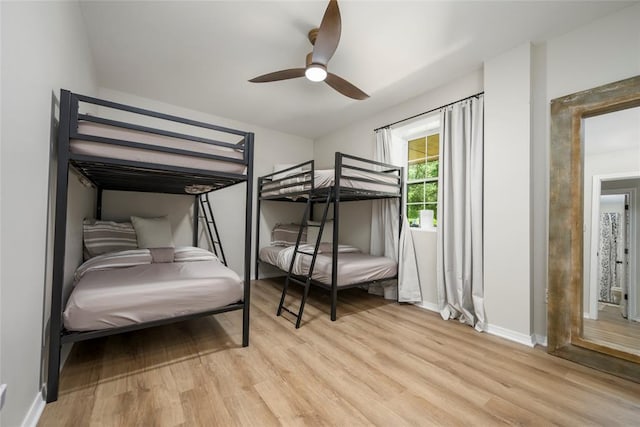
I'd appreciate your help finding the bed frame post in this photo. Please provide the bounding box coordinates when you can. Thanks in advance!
[255,177,261,280]
[96,187,103,220]
[193,195,199,247]
[331,152,341,321]
[310,160,315,221]
[47,89,72,403]
[398,166,404,302]
[243,133,254,347]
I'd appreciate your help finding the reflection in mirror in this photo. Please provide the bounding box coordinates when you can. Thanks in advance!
[583,106,640,357]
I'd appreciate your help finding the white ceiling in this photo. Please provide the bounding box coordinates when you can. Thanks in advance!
[79,1,634,139]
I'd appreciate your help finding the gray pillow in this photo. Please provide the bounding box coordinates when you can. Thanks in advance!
[83,219,138,259]
[130,216,174,249]
[271,223,306,246]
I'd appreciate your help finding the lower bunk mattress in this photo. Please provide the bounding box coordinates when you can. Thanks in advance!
[259,244,397,287]
[63,248,243,331]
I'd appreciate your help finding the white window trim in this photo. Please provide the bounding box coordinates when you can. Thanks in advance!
[406,128,440,226]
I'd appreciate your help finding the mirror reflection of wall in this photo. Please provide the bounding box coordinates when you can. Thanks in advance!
[583,106,640,356]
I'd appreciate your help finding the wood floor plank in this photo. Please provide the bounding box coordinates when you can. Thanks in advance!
[39,279,640,426]
[346,308,629,425]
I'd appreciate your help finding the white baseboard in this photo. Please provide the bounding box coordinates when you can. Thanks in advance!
[413,306,544,348]
[487,324,535,348]
[21,388,45,427]
[534,334,548,347]
[413,301,440,313]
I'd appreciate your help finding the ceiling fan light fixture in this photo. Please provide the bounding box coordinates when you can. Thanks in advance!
[305,64,327,82]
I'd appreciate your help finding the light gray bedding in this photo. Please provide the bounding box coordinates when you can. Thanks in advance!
[71,121,246,174]
[259,245,284,268]
[259,244,397,287]
[64,256,243,331]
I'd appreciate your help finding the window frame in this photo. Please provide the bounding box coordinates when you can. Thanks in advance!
[406,128,440,227]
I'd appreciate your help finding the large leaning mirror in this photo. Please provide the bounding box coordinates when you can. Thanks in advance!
[549,75,640,381]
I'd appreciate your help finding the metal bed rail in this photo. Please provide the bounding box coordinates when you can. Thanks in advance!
[257,160,315,201]
[67,92,252,189]
[336,152,403,198]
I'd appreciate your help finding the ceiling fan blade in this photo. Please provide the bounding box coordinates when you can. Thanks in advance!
[325,73,369,100]
[312,0,341,66]
[249,68,306,83]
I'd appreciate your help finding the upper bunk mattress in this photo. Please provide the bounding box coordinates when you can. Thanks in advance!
[71,121,246,174]
[261,168,400,197]
[259,245,397,287]
[63,258,243,331]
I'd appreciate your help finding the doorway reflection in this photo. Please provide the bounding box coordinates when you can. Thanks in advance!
[583,106,640,357]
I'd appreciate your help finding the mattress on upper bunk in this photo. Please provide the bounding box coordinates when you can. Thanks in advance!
[70,121,246,174]
[258,244,397,287]
[261,168,400,197]
[63,248,243,331]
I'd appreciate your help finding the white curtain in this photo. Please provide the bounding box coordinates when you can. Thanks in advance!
[436,96,486,331]
[371,128,422,302]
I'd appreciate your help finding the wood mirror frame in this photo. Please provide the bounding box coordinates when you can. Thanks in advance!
[548,75,640,382]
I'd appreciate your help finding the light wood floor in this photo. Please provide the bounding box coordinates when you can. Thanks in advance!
[584,304,640,356]
[40,278,640,426]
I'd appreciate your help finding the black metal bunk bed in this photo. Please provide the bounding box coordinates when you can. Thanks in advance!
[47,89,254,402]
[255,152,402,328]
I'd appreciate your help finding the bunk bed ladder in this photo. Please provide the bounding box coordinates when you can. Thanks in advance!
[277,191,332,328]
[199,194,227,266]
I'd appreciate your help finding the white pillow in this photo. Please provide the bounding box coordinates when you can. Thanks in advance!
[306,220,333,244]
[130,216,175,249]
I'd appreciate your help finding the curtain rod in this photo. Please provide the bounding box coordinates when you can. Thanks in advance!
[373,91,484,132]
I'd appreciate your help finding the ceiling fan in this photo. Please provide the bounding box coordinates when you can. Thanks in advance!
[249,0,369,100]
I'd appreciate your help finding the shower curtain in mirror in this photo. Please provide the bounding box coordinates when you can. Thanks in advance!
[437,95,486,331]
[598,212,620,304]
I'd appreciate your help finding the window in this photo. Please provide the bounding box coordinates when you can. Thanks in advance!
[407,132,439,227]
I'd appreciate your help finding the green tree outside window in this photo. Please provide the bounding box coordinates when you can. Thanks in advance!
[407,134,439,227]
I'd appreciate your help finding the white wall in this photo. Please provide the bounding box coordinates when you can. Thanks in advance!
[530,41,549,344]
[0,2,97,426]
[96,88,314,278]
[102,191,195,246]
[484,43,533,342]
[412,229,438,310]
[0,1,4,416]
[546,5,640,101]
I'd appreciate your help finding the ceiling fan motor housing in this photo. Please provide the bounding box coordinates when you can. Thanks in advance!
[308,28,319,45]
[305,52,325,70]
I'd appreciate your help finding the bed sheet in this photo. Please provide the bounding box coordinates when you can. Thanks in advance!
[258,245,397,287]
[63,259,243,331]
